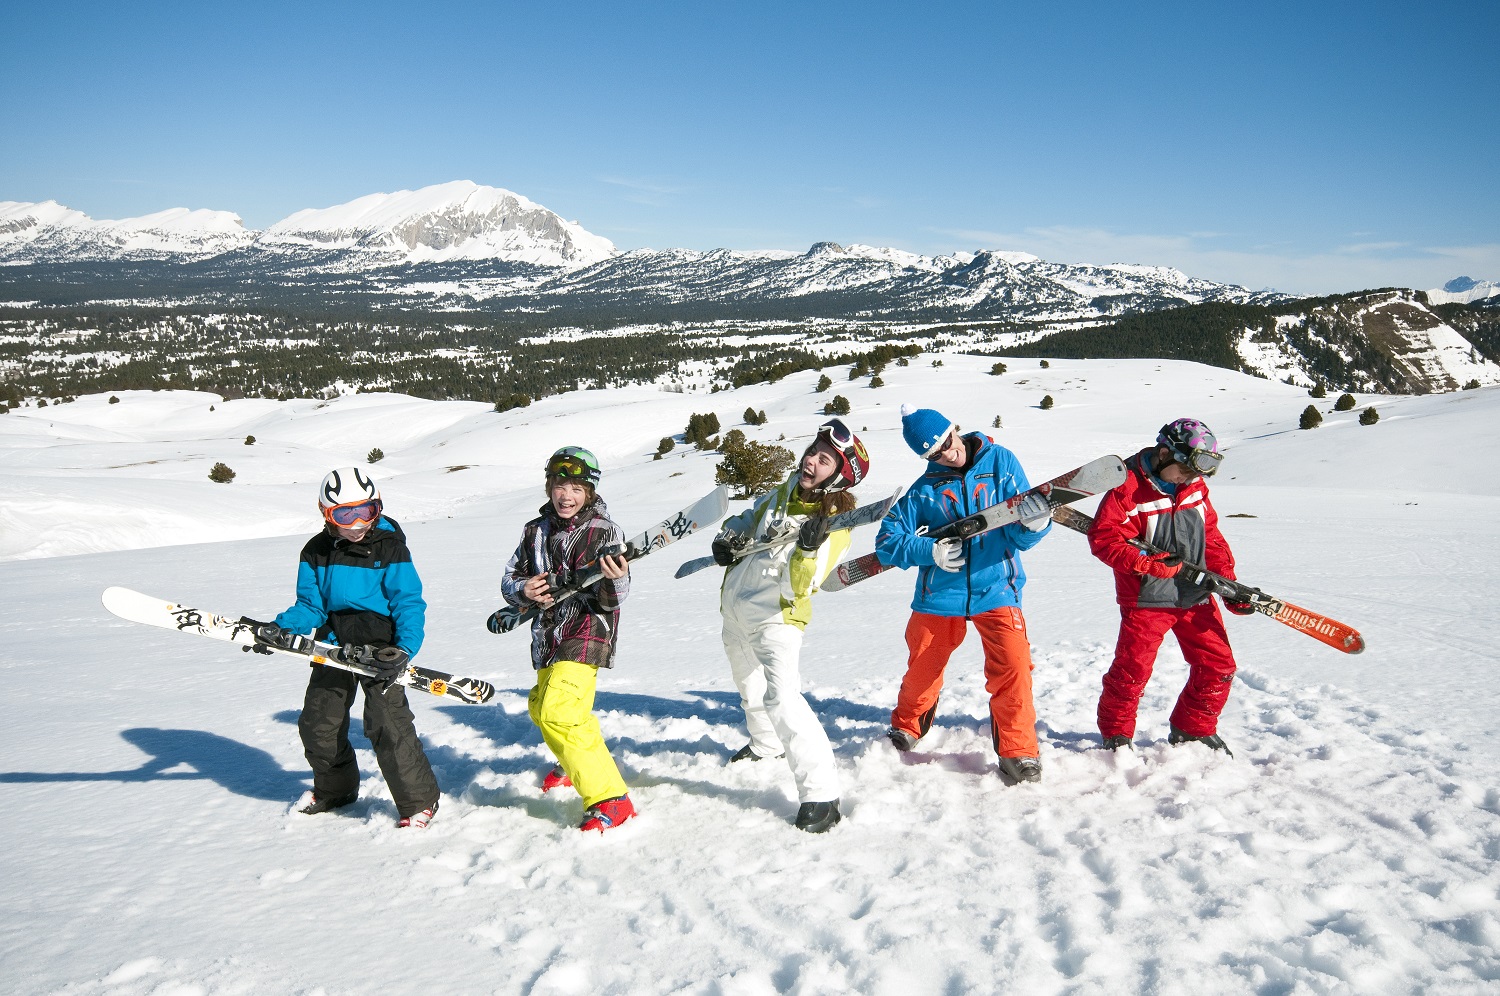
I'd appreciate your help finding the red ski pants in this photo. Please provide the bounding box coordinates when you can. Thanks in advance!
[1098,601,1237,739]
[890,608,1038,757]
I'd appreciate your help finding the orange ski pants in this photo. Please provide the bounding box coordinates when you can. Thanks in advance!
[890,607,1039,757]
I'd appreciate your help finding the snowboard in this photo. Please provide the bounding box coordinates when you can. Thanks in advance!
[488,485,730,634]
[823,454,1127,592]
[1049,505,1365,654]
[101,586,496,703]
[673,486,905,579]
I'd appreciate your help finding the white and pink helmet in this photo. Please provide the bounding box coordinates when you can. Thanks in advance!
[1157,418,1223,476]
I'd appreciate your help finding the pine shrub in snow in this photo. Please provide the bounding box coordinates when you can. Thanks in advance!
[656,436,675,459]
[715,437,794,499]
[1040,360,1051,369]
[244,435,255,446]
[1308,384,1327,399]
[1360,406,1380,425]
[685,412,721,449]
[1300,405,1323,429]
[108,395,120,404]
[743,407,768,426]
[990,362,1007,375]
[823,395,851,416]
[494,393,531,413]
[208,462,236,483]
[1040,395,1055,410]
[816,374,832,392]
[1334,393,1356,412]
[1464,379,1480,390]
[993,416,1004,428]
[870,375,884,388]
[367,447,384,463]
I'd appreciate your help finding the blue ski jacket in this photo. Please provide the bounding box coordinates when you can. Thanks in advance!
[875,433,1049,617]
[274,517,426,657]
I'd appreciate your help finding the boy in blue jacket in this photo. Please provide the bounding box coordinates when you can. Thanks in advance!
[242,467,440,827]
[875,406,1053,783]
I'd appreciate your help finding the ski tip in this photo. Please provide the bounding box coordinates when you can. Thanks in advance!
[1344,633,1366,654]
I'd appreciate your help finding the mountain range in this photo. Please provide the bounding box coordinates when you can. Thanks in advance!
[1,181,1278,322]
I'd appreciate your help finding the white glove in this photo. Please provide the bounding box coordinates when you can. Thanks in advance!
[932,536,967,573]
[1014,493,1052,532]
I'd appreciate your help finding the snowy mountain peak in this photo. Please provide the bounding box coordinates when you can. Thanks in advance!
[0,199,253,261]
[261,180,615,266]
[1427,275,1500,305]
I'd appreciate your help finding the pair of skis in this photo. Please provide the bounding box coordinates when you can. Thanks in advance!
[673,486,905,579]
[102,586,498,704]
[105,486,737,701]
[1049,505,1365,655]
[823,454,1128,592]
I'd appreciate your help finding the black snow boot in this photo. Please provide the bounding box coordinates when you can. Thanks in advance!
[794,800,842,833]
[1100,735,1134,751]
[299,792,357,815]
[729,744,783,763]
[886,727,918,752]
[1168,727,1234,757]
[998,756,1042,784]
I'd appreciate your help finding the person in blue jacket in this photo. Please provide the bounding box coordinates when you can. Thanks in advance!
[241,467,441,827]
[875,406,1053,783]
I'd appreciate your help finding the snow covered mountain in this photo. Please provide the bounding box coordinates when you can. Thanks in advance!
[0,182,613,268]
[0,183,1267,319]
[1231,289,1499,392]
[1426,275,1500,306]
[0,200,254,260]
[258,180,615,266]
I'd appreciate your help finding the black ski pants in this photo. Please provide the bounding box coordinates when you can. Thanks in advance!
[298,663,440,818]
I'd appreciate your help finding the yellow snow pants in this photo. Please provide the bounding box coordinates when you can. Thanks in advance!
[528,659,628,808]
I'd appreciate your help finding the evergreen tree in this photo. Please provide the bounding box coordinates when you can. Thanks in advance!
[1300,405,1323,429]
[208,462,236,483]
[823,395,851,416]
[1040,395,1054,410]
[715,438,795,498]
[816,374,832,392]
[1334,393,1356,412]
[367,447,385,463]
[1359,406,1380,425]
[990,362,1007,375]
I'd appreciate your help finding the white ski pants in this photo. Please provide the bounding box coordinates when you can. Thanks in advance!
[722,616,840,804]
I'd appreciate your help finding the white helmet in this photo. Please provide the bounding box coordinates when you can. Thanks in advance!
[319,466,380,508]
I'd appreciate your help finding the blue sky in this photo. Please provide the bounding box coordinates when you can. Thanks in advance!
[2,1,1495,294]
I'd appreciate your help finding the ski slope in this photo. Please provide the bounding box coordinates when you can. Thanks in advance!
[2,358,1498,993]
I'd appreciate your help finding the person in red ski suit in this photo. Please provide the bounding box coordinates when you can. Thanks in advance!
[1087,419,1252,754]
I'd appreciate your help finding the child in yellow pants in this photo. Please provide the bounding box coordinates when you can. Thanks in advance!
[498,446,635,832]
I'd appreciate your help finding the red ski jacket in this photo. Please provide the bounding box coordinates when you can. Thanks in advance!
[1088,449,1236,609]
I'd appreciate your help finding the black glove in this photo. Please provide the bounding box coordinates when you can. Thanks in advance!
[1224,600,1256,616]
[345,644,410,689]
[239,617,293,654]
[796,514,830,553]
[711,535,739,567]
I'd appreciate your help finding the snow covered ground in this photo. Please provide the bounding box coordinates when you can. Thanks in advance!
[3,358,1498,993]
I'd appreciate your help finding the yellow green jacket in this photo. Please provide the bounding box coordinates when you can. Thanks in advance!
[718,474,853,630]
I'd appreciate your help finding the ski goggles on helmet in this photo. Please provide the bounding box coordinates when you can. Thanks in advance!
[1180,447,1223,477]
[546,452,598,483]
[323,499,382,528]
[816,417,856,452]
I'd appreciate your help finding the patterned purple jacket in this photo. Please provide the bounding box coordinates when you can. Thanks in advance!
[501,499,630,669]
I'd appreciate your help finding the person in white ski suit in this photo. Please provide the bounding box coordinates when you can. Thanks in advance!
[712,418,870,833]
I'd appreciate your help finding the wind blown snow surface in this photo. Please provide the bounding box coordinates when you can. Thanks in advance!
[3,359,1498,994]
